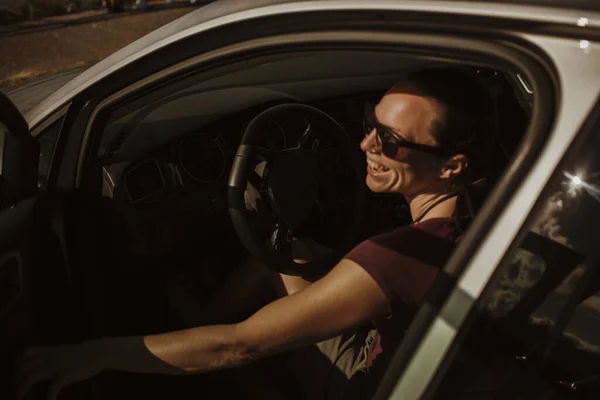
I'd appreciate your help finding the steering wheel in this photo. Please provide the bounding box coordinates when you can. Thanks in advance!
[228,103,365,276]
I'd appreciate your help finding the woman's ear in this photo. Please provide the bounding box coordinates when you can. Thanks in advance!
[440,154,468,180]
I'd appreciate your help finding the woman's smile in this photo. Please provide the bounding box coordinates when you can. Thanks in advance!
[366,158,390,174]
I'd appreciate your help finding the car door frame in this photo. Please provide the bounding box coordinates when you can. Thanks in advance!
[66,8,560,400]
[0,90,87,398]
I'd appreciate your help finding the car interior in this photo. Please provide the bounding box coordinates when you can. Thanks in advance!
[93,52,529,319]
[4,50,538,399]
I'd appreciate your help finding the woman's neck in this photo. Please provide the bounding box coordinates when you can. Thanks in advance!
[407,190,458,224]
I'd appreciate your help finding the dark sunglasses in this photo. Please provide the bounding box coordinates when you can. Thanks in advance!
[363,101,451,159]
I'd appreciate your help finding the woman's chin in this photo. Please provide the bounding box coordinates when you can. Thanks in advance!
[366,173,406,195]
[366,175,390,193]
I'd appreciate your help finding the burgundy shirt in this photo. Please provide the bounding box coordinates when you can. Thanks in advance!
[345,218,461,388]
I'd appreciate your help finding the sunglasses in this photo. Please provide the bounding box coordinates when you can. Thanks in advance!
[363,101,451,159]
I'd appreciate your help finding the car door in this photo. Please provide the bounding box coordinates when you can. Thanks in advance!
[0,90,109,400]
[412,99,600,400]
[0,92,71,399]
[376,3,600,399]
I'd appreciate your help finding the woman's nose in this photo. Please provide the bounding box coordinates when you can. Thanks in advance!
[360,129,380,153]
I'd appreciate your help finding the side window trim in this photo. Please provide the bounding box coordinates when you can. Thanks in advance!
[0,123,6,176]
[33,104,70,190]
[31,103,69,138]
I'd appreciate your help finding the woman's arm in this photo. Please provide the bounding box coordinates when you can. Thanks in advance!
[19,259,388,399]
[147,258,389,371]
[181,238,330,326]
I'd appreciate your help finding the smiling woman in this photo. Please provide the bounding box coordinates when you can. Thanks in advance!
[360,69,496,198]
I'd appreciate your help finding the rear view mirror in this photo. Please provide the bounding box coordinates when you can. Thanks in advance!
[0,92,38,209]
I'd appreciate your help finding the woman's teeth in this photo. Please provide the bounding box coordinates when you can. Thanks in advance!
[367,158,389,172]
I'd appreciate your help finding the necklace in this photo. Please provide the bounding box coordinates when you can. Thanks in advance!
[412,193,459,224]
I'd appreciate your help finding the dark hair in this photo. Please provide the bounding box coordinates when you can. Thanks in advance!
[404,67,498,181]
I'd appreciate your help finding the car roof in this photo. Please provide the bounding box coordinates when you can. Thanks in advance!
[447,0,600,11]
[26,0,600,127]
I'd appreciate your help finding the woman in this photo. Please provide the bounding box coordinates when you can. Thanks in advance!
[18,67,497,400]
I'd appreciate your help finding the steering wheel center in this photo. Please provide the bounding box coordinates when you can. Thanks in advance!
[268,148,319,230]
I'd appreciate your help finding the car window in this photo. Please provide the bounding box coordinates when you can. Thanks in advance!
[433,121,600,399]
[96,52,429,163]
[37,116,64,190]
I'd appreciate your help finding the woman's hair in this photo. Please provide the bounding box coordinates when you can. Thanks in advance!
[403,67,498,182]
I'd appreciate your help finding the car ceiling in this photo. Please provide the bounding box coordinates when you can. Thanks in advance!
[27,0,598,128]
[100,52,434,162]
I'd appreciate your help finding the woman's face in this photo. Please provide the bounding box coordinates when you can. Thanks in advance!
[359,90,447,197]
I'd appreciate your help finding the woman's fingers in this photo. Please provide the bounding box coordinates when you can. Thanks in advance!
[17,342,101,400]
[47,374,68,400]
[17,364,53,400]
[18,347,50,370]
[17,346,63,400]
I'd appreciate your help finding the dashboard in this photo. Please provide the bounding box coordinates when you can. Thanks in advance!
[121,131,230,206]
[101,67,529,266]
[107,127,242,263]
[103,93,411,263]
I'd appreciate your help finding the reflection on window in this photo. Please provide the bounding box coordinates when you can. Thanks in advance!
[483,249,546,319]
[435,131,600,399]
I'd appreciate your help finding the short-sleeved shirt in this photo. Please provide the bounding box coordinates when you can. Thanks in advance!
[344,218,461,391]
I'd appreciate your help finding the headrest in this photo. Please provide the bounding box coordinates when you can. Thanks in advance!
[454,179,490,233]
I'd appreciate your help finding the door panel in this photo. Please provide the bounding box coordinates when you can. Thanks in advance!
[0,197,40,399]
[0,195,75,399]
[0,250,24,320]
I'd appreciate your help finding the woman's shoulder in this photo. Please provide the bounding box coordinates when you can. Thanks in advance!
[347,217,458,264]
[374,217,458,244]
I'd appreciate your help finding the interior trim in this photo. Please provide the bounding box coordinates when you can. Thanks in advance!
[30,103,70,138]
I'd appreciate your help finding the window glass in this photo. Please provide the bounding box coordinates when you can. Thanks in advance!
[434,120,600,399]
[37,116,64,190]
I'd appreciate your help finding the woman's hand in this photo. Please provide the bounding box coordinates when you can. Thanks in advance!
[18,340,107,400]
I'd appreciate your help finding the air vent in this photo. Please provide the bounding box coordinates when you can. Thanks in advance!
[106,130,130,158]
